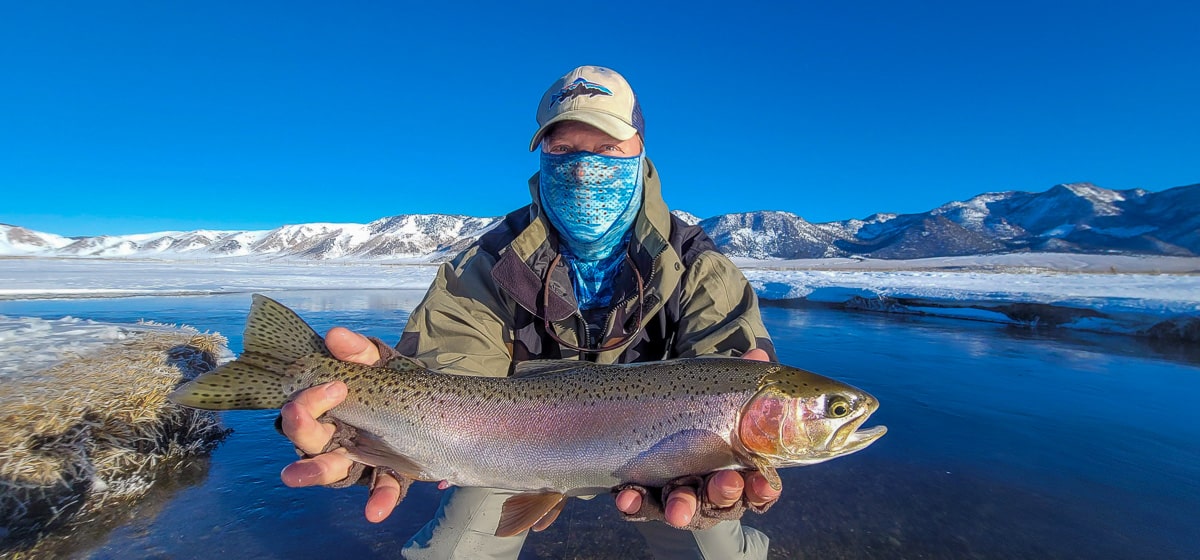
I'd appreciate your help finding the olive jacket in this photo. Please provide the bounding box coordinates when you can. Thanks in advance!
[392,158,775,372]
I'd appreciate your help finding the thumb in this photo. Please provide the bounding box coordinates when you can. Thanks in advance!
[742,348,771,362]
[325,327,381,365]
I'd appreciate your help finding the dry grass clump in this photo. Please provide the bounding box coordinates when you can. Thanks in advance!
[0,328,231,549]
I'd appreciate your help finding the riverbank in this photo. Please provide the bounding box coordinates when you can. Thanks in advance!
[0,321,229,554]
[0,255,1196,341]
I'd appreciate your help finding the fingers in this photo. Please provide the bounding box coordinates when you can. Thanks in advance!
[702,469,781,510]
[663,487,698,528]
[615,488,642,514]
[280,382,347,455]
[744,470,782,507]
[325,327,380,365]
[742,348,771,362]
[281,452,355,487]
[705,469,746,509]
[364,472,403,523]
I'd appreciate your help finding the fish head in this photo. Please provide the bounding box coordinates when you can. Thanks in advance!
[736,364,886,467]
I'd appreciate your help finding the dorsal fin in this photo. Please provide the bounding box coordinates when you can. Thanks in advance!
[512,359,581,378]
[240,294,331,368]
[496,492,566,537]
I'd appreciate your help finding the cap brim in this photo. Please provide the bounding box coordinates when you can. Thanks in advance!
[528,111,640,151]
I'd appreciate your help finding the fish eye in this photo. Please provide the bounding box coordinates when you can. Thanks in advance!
[827,397,851,418]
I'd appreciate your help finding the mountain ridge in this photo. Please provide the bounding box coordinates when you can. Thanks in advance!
[4,182,1197,261]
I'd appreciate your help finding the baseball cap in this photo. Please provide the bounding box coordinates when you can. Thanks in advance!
[528,65,645,151]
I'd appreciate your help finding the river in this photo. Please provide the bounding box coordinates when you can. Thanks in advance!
[1,290,1196,559]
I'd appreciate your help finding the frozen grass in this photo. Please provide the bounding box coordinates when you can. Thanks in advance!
[0,327,230,551]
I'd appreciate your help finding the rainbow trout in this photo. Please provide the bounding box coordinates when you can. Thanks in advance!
[170,294,886,536]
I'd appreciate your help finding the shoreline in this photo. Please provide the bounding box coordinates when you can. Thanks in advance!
[1,256,1196,342]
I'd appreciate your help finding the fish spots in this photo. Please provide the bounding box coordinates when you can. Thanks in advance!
[177,297,886,494]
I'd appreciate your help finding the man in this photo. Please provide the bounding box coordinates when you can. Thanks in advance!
[279,66,782,559]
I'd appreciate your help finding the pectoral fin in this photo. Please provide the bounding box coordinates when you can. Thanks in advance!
[496,492,566,537]
[747,456,782,491]
[343,430,432,481]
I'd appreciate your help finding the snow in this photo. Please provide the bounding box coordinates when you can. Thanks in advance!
[1062,182,1126,210]
[729,253,1200,273]
[0,253,1196,339]
[670,210,702,225]
[731,253,1199,334]
[0,315,220,380]
[0,259,439,299]
[1043,224,1077,237]
[0,218,501,261]
[744,268,1198,315]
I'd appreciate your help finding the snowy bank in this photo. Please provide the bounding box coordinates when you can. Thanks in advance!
[0,255,1197,341]
[741,265,1199,341]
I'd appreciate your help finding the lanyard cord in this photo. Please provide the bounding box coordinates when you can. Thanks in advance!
[542,252,645,354]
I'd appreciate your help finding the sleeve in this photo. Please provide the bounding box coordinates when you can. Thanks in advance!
[672,250,777,360]
[394,249,515,378]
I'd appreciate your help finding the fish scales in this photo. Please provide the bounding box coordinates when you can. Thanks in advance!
[324,361,765,493]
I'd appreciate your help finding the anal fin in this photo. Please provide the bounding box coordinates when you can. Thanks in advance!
[496,492,566,537]
[532,497,567,532]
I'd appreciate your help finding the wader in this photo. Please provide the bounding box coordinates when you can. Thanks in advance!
[401,487,769,560]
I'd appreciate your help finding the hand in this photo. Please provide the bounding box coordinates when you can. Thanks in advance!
[279,328,403,523]
[615,348,782,528]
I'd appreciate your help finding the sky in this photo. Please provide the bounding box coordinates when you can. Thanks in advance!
[1,1,1197,236]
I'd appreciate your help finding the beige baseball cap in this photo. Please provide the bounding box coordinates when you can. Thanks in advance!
[528,65,645,151]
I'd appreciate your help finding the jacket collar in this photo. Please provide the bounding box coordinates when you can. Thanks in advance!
[492,157,676,322]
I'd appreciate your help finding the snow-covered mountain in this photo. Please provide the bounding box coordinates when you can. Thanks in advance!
[702,182,1199,259]
[3,182,1196,260]
[670,210,702,226]
[1,215,500,261]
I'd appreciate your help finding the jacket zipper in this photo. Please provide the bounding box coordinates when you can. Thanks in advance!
[598,248,666,352]
[550,247,667,356]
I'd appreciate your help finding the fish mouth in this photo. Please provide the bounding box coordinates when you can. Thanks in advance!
[839,424,887,452]
[774,420,886,467]
[830,410,887,454]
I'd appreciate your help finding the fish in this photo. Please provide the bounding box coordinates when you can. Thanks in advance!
[169,294,886,537]
[550,77,615,106]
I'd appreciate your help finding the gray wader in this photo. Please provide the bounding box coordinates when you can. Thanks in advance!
[401,486,769,560]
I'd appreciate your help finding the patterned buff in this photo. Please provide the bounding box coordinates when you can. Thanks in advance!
[539,151,644,309]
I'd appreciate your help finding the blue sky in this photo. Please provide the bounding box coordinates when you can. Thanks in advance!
[2,1,1197,236]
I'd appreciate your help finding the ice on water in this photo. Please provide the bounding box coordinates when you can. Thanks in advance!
[0,254,1196,366]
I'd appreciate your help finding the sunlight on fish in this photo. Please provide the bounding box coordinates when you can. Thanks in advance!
[170,294,886,537]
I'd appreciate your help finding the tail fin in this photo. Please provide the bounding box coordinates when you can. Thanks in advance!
[169,294,329,410]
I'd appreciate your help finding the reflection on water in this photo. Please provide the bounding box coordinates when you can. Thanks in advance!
[1,291,1197,559]
[276,290,429,315]
[5,457,213,559]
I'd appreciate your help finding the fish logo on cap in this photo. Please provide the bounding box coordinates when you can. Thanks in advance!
[549,78,613,107]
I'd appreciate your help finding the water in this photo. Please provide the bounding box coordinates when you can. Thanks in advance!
[2,290,1197,559]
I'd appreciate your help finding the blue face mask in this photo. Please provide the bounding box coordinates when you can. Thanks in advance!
[538,151,644,263]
